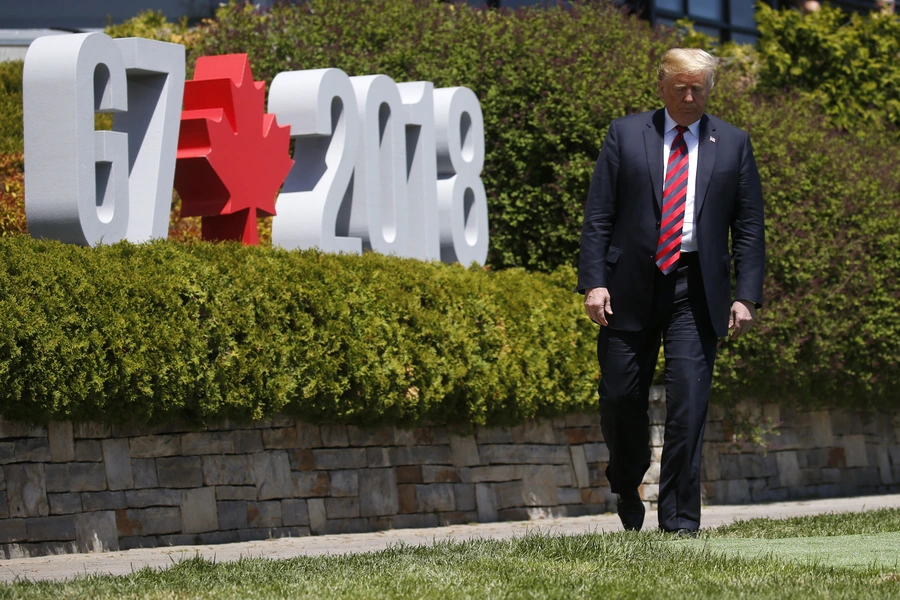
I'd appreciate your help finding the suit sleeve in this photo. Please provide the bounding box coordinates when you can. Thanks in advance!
[731,133,765,307]
[577,121,620,293]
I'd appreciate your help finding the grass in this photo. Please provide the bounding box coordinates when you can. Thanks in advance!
[706,507,900,538]
[2,509,900,599]
[675,532,900,570]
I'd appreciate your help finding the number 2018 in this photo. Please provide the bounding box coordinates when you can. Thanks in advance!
[23,33,488,266]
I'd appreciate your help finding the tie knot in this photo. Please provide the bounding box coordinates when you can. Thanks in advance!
[675,125,687,136]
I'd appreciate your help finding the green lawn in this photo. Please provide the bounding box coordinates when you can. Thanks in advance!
[2,509,900,599]
[674,532,900,570]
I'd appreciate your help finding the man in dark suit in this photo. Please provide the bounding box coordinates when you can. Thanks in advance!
[577,48,765,535]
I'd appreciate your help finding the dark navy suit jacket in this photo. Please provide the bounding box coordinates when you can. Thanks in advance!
[577,109,765,338]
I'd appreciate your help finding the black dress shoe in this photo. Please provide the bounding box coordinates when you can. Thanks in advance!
[663,528,699,538]
[616,490,645,531]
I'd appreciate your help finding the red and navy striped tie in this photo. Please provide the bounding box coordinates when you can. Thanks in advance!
[656,125,689,274]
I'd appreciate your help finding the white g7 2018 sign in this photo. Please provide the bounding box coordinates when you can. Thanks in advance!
[23,32,489,266]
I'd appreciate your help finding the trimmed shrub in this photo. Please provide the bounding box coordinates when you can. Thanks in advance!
[0,237,597,426]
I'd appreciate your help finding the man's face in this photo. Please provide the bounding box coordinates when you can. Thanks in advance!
[658,71,709,127]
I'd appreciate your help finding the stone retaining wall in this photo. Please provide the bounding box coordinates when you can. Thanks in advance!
[1,386,898,558]
[699,396,900,505]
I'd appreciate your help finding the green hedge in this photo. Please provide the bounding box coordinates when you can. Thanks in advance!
[0,236,597,426]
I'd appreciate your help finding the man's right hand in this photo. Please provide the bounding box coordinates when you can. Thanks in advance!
[584,287,613,326]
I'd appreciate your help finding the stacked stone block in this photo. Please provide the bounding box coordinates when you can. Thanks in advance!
[693,402,900,504]
[0,413,612,558]
[2,386,899,558]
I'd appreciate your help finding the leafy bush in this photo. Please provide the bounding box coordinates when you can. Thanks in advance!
[103,9,191,41]
[710,93,900,407]
[754,3,900,132]
[0,154,26,237]
[0,61,23,155]
[0,237,597,426]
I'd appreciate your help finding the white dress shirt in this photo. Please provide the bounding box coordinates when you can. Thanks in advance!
[662,110,700,253]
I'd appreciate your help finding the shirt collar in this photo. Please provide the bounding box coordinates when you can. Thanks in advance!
[664,109,700,138]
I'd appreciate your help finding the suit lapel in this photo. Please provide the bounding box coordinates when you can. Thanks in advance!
[644,109,666,212]
[695,114,717,218]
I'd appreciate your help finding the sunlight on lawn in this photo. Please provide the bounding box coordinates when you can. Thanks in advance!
[673,532,900,570]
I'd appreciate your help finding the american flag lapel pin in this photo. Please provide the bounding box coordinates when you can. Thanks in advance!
[710,136,716,143]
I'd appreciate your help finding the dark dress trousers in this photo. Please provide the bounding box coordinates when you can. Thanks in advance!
[577,109,765,531]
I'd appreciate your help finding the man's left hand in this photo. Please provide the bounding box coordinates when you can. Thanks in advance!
[728,300,756,340]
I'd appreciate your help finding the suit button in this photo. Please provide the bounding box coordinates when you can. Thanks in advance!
[656,221,660,230]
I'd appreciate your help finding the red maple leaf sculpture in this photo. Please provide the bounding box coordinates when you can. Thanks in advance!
[174,54,293,245]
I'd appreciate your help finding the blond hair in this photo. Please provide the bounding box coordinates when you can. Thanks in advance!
[658,48,718,90]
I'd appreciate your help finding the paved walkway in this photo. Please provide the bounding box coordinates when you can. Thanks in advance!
[3,494,900,583]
